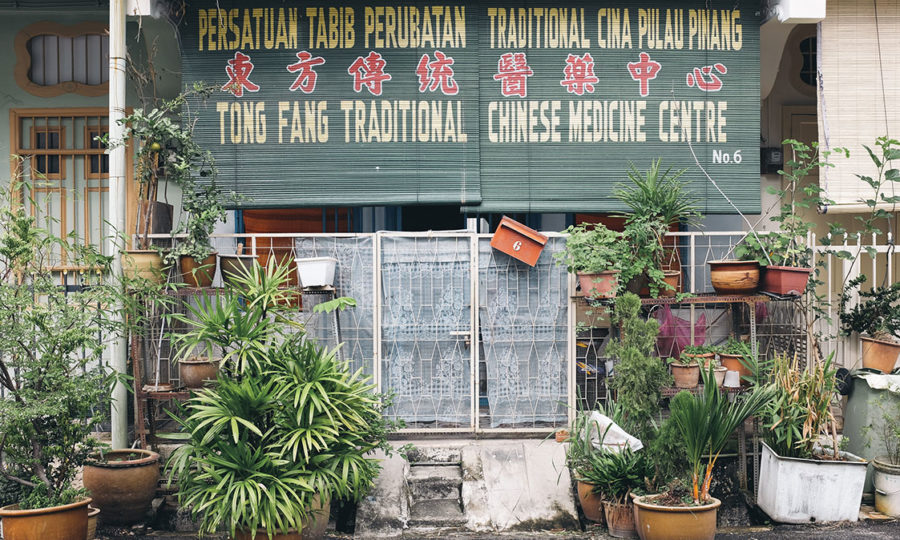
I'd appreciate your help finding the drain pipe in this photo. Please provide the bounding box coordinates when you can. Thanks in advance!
[108,0,129,450]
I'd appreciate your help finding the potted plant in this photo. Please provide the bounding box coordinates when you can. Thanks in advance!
[614,159,700,298]
[668,356,700,389]
[577,448,650,538]
[840,275,900,373]
[870,397,900,517]
[680,345,727,385]
[756,353,868,523]
[164,181,232,288]
[734,139,838,295]
[0,185,123,539]
[556,223,624,299]
[111,84,217,284]
[564,410,606,524]
[607,294,672,442]
[716,338,753,385]
[167,260,399,539]
[632,366,774,540]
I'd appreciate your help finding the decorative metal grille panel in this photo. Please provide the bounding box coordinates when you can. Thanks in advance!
[380,236,472,427]
[294,236,375,377]
[478,237,568,428]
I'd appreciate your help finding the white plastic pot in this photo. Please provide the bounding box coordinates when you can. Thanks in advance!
[294,257,338,288]
[757,441,867,523]
[873,457,900,517]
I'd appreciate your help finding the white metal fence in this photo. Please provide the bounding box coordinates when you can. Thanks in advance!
[139,228,893,432]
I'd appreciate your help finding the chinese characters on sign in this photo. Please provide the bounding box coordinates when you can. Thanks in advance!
[221,49,727,99]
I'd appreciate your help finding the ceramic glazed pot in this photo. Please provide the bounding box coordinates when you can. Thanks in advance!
[121,250,166,284]
[233,496,330,540]
[0,497,92,540]
[632,495,720,540]
[180,253,217,288]
[82,449,160,525]
[708,260,760,295]
[179,356,219,388]
[578,270,619,299]
[861,336,900,373]
[575,481,604,524]
[761,266,812,296]
[219,254,258,286]
[671,363,700,389]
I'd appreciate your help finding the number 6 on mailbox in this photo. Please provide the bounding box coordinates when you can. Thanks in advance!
[489,216,548,267]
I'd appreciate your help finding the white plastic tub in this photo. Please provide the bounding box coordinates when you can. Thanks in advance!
[294,257,337,288]
[757,441,867,523]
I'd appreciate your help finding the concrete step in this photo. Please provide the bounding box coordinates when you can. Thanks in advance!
[408,464,463,501]
[408,498,467,528]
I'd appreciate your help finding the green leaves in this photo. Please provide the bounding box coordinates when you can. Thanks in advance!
[614,158,700,227]
[167,259,395,536]
[556,222,625,275]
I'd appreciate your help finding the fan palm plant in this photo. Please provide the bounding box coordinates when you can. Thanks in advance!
[669,365,775,504]
[166,260,398,538]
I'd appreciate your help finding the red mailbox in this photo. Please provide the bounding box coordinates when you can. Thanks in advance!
[490,216,548,267]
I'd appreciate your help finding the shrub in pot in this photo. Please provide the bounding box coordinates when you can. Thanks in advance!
[164,182,234,288]
[555,223,624,299]
[734,140,844,296]
[614,159,699,298]
[576,448,650,538]
[716,338,755,385]
[840,275,900,373]
[607,294,672,442]
[167,260,399,539]
[757,353,867,523]
[0,187,124,540]
[633,366,774,540]
[111,89,220,283]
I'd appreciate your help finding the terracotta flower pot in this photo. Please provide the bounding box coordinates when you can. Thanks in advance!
[555,429,569,443]
[179,356,219,388]
[233,495,330,540]
[121,250,167,284]
[708,260,760,295]
[861,336,900,373]
[632,495,720,540]
[660,270,680,298]
[761,265,812,296]
[180,253,217,288]
[578,270,619,299]
[719,354,751,385]
[0,497,92,540]
[86,506,100,540]
[713,365,728,387]
[604,500,637,538]
[681,352,715,368]
[576,481,605,524]
[82,449,160,525]
[671,363,700,389]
